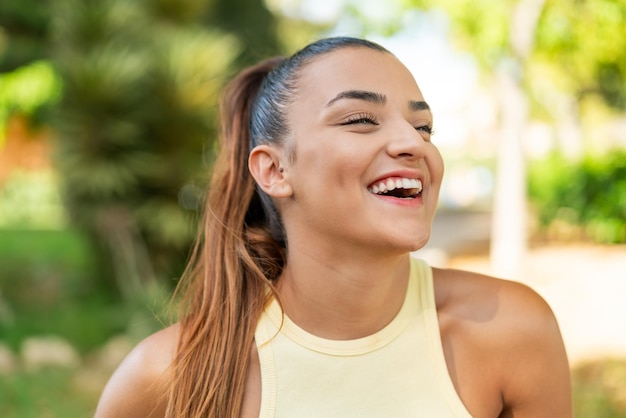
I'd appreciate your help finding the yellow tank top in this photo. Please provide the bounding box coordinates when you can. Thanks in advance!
[254,257,473,417]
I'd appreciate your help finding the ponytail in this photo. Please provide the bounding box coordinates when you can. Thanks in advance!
[166,37,390,417]
[166,57,285,417]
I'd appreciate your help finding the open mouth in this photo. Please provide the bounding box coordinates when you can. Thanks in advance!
[367,178,423,199]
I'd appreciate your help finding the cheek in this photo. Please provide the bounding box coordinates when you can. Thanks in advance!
[297,138,371,179]
[427,146,445,186]
[299,156,357,195]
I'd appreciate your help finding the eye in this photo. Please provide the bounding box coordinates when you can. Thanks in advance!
[415,124,435,138]
[341,112,379,126]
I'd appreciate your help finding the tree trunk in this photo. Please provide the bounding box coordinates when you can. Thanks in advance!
[556,94,584,160]
[489,0,546,279]
[490,61,528,279]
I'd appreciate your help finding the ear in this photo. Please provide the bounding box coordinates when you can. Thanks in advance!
[248,145,293,198]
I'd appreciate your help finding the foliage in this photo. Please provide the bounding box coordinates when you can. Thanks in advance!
[399,0,626,111]
[0,1,58,144]
[534,0,626,110]
[210,0,282,66]
[0,170,67,228]
[0,0,51,72]
[0,62,60,111]
[463,0,625,114]
[400,0,515,66]
[48,0,259,296]
[0,0,283,299]
[572,358,626,418]
[0,61,61,144]
[528,150,626,244]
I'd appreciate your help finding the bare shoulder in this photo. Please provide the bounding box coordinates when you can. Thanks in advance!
[94,323,180,418]
[433,267,561,339]
[433,268,572,417]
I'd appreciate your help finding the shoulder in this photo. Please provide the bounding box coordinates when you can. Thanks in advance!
[432,267,555,332]
[433,267,572,417]
[432,267,565,354]
[94,323,180,418]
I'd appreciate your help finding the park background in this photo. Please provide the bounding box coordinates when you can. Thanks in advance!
[0,0,625,416]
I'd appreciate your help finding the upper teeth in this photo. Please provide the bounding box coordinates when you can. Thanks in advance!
[368,178,422,194]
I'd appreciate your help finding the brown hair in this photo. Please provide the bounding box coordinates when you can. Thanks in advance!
[166,37,389,417]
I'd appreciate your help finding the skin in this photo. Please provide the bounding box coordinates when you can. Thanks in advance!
[94,47,572,417]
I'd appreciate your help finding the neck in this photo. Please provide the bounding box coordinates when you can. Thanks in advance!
[277,246,411,340]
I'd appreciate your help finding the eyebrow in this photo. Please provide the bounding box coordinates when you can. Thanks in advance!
[326,90,386,107]
[326,89,430,112]
[409,100,430,111]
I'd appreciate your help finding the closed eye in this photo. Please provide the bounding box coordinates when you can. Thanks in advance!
[340,113,380,126]
[416,125,435,136]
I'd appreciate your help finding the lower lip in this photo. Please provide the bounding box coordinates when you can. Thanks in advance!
[369,193,424,207]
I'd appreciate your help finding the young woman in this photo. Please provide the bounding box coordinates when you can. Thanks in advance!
[94,37,572,417]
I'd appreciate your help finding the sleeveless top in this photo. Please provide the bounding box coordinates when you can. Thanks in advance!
[254,257,473,417]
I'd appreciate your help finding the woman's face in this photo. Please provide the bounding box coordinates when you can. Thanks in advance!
[279,46,444,255]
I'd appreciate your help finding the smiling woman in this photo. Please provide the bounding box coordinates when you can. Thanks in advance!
[93,37,572,418]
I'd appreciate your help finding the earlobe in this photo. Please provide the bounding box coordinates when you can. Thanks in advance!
[248,145,292,198]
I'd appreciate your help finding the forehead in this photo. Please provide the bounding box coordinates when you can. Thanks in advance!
[295,47,424,106]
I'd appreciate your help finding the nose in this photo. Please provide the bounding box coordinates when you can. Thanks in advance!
[385,120,428,160]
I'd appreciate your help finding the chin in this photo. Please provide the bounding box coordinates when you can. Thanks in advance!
[408,236,430,252]
[385,229,431,254]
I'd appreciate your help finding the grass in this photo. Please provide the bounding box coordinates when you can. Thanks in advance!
[0,228,131,353]
[0,368,97,418]
[573,358,626,417]
[0,227,164,417]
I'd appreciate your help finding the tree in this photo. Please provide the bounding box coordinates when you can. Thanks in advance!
[0,0,51,72]
[404,0,626,275]
[0,0,58,142]
[48,0,282,299]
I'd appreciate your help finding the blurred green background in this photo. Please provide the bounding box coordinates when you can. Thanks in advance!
[0,0,625,416]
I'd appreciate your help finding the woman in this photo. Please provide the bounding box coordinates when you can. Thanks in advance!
[95,37,572,417]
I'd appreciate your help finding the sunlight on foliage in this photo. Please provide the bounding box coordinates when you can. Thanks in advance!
[528,150,626,243]
[0,170,68,229]
[0,61,61,143]
[50,0,241,293]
